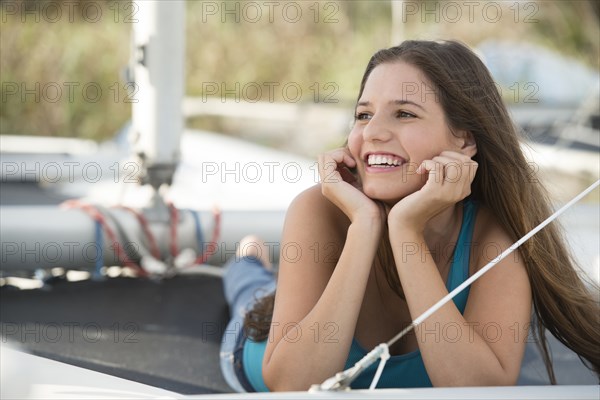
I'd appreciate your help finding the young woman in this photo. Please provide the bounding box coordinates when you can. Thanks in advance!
[219,40,600,392]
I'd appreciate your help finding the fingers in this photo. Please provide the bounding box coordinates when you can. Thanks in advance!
[416,151,478,196]
[317,148,382,223]
[318,148,357,184]
[387,151,478,231]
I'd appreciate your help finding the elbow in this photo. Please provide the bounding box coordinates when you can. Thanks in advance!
[482,373,519,387]
[262,348,305,391]
[263,373,300,392]
[262,361,287,392]
[497,368,520,386]
[472,374,518,387]
[262,359,277,391]
[484,361,520,386]
[262,367,283,392]
[444,369,518,387]
[263,362,315,392]
[431,360,519,387]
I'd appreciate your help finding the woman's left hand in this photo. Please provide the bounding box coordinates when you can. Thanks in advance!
[388,151,478,233]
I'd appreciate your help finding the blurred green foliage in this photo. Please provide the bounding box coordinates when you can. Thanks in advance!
[1,0,598,141]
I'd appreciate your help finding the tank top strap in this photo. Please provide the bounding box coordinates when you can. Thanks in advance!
[446,198,479,314]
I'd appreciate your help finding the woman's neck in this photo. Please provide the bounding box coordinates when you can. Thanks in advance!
[422,203,462,265]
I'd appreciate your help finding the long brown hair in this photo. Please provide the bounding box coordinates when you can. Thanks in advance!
[245,40,600,382]
[358,40,599,382]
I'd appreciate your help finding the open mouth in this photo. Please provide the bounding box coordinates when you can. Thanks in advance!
[366,154,405,168]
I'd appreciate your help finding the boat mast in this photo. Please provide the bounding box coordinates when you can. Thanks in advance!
[131,0,185,190]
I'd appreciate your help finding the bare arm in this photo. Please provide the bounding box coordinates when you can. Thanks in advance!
[263,146,387,391]
[388,152,531,386]
[262,185,382,391]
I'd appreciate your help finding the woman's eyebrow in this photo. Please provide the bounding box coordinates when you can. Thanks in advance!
[392,99,425,111]
[356,100,425,111]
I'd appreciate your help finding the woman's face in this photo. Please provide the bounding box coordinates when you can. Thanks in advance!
[347,61,462,203]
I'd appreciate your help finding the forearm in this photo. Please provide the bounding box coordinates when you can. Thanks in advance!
[390,229,514,386]
[264,220,380,391]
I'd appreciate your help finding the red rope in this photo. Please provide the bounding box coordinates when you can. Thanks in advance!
[167,202,179,259]
[117,206,161,259]
[62,199,222,272]
[60,200,147,276]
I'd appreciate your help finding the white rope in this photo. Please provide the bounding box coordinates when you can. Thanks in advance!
[386,178,599,348]
[368,343,390,390]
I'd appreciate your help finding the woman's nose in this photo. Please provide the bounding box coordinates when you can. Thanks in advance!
[362,115,393,142]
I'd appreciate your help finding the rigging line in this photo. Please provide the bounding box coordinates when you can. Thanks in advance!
[386,178,599,348]
[194,206,221,265]
[93,219,103,279]
[60,200,147,276]
[189,209,205,257]
[168,202,179,259]
[117,205,161,259]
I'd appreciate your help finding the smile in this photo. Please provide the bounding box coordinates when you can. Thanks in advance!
[363,153,406,174]
[367,154,403,167]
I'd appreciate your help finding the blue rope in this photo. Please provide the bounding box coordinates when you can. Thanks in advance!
[93,220,103,279]
[189,209,204,257]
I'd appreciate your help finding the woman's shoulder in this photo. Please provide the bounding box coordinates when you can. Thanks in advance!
[286,184,350,238]
[472,203,508,239]
[470,202,523,271]
[288,185,350,227]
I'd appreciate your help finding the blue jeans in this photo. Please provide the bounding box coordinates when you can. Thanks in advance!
[219,256,276,392]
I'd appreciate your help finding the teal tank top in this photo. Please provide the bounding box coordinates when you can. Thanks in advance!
[243,199,479,391]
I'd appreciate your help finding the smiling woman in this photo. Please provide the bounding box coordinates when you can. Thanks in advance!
[218,40,600,393]
[348,61,477,203]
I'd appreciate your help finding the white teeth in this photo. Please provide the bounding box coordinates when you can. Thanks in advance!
[367,154,402,167]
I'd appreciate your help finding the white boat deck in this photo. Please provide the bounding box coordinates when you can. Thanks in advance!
[3,346,598,400]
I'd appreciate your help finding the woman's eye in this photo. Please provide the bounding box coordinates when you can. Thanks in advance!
[398,111,416,118]
[354,112,371,121]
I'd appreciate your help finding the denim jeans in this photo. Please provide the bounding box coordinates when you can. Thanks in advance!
[219,256,276,392]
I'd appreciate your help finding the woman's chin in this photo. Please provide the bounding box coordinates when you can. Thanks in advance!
[362,186,405,204]
[361,179,422,203]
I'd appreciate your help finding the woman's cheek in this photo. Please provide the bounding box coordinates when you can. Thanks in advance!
[346,128,362,159]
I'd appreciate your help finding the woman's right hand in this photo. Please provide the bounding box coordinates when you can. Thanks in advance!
[318,147,384,225]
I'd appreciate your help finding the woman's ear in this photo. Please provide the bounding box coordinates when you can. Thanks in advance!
[457,130,477,158]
